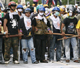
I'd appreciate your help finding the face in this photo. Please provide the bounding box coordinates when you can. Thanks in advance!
[51,5,53,8]
[60,11,65,14]
[39,11,44,13]
[11,6,16,11]
[52,11,58,14]
[17,8,23,12]
[53,11,60,17]
[25,12,31,17]
[76,6,78,8]
[39,11,44,16]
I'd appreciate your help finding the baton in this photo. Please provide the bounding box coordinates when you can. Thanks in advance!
[57,35,79,41]
[0,33,10,35]
[3,34,24,38]
[45,33,74,36]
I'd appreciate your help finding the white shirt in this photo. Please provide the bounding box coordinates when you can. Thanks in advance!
[24,15,32,30]
[50,15,60,30]
[35,14,47,24]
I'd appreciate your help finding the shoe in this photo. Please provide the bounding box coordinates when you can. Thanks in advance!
[23,61,28,64]
[10,54,13,58]
[20,58,23,61]
[66,60,70,63]
[0,62,4,64]
[57,60,63,63]
[5,61,10,64]
[54,48,57,51]
[9,57,13,62]
[36,60,39,63]
[40,60,48,63]
[32,61,38,64]
[56,60,60,62]
[74,60,79,63]
[49,60,54,63]
[0,61,4,64]
[13,60,19,64]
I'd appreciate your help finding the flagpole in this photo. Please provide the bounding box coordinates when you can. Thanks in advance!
[75,0,76,4]
[67,0,69,5]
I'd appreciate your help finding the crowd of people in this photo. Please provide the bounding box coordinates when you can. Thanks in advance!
[0,1,80,64]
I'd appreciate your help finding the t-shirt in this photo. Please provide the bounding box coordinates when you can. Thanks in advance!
[4,13,20,35]
[63,17,78,34]
[18,18,33,39]
[49,15,61,33]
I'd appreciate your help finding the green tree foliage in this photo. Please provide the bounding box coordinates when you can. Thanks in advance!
[10,0,18,3]
[10,0,80,5]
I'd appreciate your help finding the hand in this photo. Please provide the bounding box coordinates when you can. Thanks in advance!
[19,33,22,36]
[78,33,80,39]
[78,36,80,39]
[48,30,53,34]
[63,36,67,39]
[18,33,22,39]
[4,31,8,34]
[62,32,65,36]
[5,35,9,38]
[35,27,38,32]
[4,31,8,38]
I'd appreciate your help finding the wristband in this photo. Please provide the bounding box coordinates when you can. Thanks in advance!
[48,28,50,31]
[4,32,6,34]
[20,30,22,32]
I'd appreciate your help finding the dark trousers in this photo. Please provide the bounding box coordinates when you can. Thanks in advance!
[4,37,19,61]
[0,38,3,61]
[20,40,23,60]
[54,0,62,6]
[35,38,46,61]
[70,43,73,60]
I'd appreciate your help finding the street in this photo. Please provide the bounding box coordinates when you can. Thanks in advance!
[0,57,80,68]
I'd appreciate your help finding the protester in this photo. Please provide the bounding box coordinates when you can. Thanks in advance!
[17,4,24,19]
[49,7,62,62]
[0,3,4,64]
[61,6,79,63]
[3,1,20,64]
[32,6,51,63]
[76,19,80,59]
[1,0,80,65]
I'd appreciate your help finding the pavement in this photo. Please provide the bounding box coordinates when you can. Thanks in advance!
[0,47,80,68]
[0,57,80,68]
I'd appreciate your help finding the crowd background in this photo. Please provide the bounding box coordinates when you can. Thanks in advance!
[0,0,80,64]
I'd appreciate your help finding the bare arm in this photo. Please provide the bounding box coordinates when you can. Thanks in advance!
[3,19,8,33]
[61,23,67,39]
[32,25,35,32]
[61,23,65,33]
[76,29,80,35]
